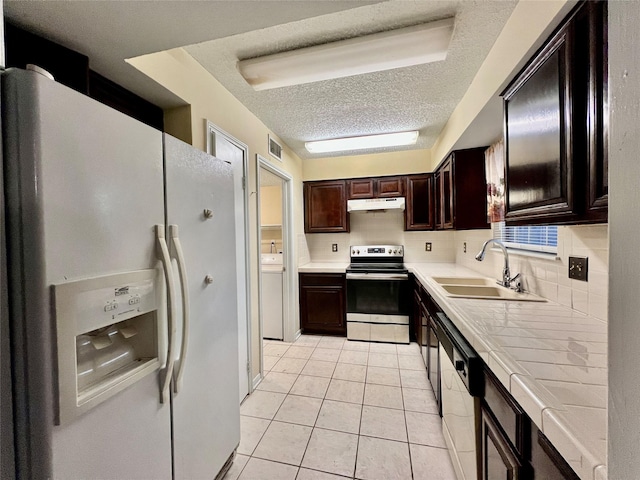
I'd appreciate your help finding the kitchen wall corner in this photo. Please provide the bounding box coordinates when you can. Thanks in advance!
[297,233,311,265]
[454,225,609,322]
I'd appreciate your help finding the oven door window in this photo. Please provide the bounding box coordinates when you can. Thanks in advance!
[346,279,410,316]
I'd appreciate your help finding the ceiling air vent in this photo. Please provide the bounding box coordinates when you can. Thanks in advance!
[268,135,282,161]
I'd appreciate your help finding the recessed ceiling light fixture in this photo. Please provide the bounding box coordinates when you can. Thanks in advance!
[305,131,419,154]
[238,18,454,91]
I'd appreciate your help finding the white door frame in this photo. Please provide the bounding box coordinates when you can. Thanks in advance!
[205,120,253,397]
[256,155,297,376]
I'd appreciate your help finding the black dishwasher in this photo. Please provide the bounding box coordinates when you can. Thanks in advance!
[435,311,483,480]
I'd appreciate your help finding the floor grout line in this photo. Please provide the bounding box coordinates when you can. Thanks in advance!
[241,339,443,480]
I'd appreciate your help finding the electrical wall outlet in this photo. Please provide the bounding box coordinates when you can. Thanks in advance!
[463,242,467,253]
[568,256,588,281]
[425,242,432,252]
[332,243,338,252]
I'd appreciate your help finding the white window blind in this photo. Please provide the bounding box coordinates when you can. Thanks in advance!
[493,221,558,254]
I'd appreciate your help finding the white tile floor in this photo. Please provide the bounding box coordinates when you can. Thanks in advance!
[223,335,457,480]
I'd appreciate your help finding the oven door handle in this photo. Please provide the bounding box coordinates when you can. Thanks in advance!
[346,273,409,281]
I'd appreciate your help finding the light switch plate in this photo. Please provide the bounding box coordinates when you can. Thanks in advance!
[568,256,588,281]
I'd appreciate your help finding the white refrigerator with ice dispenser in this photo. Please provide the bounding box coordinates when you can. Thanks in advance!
[1,67,240,479]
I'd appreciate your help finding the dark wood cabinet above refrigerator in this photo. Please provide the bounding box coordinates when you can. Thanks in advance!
[5,22,164,130]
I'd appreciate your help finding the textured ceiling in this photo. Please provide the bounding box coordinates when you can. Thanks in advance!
[185,0,517,160]
[5,0,517,160]
[3,0,382,107]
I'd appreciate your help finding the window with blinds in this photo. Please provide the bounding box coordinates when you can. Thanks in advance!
[493,221,558,254]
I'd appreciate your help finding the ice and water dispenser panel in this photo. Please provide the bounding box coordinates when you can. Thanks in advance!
[54,269,164,425]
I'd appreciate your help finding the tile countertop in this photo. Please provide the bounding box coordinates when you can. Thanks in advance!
[298,262,349,273]
[407,263,607,480]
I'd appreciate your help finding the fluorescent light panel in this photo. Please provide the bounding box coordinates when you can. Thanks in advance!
[305,131,419,154]
[238,18,454,91]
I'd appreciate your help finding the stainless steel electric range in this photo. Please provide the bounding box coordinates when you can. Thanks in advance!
[345,245,411,343]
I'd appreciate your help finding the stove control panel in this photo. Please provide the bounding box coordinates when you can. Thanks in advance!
[350,245,404,258]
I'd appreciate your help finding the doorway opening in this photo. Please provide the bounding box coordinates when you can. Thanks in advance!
[256,155,296,378]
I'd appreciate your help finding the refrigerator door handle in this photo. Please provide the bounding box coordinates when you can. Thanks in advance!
[156,225,177,404]
[170,224,190,394]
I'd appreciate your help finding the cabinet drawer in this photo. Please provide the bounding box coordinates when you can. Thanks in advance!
[483,367,528,455]
[299,273,345,286]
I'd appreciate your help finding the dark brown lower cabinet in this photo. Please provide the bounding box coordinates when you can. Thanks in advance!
[299,273,346,335]
[481,405,525,480]
[410,276,431,369]
[480,366,580,480]
[530,429,580,480]
[412,288,422,345]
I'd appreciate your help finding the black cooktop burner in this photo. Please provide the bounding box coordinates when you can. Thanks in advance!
[346,263,407,274]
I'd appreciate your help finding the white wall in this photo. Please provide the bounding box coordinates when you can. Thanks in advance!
[608,1,640,477]
[260,185,283,227]
[303,149,431,181]
[454,226,608,322]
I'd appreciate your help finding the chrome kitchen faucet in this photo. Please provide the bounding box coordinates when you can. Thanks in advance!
[475,239,523,292]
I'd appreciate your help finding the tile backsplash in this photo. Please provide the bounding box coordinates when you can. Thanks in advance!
[454,225,609,322]
[300,211,608,322]
[304,210,456,263]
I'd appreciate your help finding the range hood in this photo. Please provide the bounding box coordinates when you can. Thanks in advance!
[347,197,406,212]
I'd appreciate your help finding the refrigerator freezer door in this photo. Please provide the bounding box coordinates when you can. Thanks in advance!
[164,134,241,479]
[2,69,172,478]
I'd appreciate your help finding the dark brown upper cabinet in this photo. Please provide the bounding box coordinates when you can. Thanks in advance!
[503,1,607,225]
[406,174,434,231]
[585,1,608,221]
[306,159,486,234]
[304,180,349,233]
[347,176,405,199]
[434,148,490,231]
[376,176,405,197]
[348,178,375,199]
